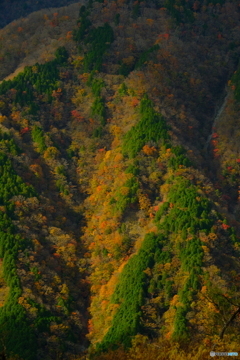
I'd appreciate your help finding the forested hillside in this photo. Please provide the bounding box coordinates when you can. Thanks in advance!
[0,0,81,29]
[0,0,240,359]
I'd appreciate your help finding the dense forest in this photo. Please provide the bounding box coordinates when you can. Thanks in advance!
[0,0,81,29]
[0,0,240,359]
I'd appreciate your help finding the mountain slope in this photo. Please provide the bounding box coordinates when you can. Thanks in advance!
[0,0,240,359]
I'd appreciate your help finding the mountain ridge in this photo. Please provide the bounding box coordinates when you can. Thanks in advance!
[0,1,240,359]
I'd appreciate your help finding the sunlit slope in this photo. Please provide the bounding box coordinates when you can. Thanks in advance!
[0,2,83,82]
[0,1,239,359]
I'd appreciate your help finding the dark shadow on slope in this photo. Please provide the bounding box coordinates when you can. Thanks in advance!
[10,139,90,359]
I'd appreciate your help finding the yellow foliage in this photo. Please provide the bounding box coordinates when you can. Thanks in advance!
[110,125,122,137]
[120,187,129,196]
[164,262,171,270]
[202,245,210,253]
[30,164,43,177]
[122,56,135,66]
[0,115,7,123]
[146,18,154,26]
[60,283,69,296]
[43,146,59,159]
[138,192,151,212]
[160,183,171,196]
[104,150,112,160]
[72,56,84,68]
[107,102,115,109]
[170,294,179,306]
[49,227,61,236]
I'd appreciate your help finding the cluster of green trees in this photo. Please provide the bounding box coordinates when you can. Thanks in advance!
[118,44,160,76]
[100,172,215,350]
[98,232,164,351]
[135,44,160,70]
[27,298,60,333]
[148,270,173,307]
[31,126,47,153]
[168,146,192,169]
[231,66,240,102]
[72,5,92,43]
[155,178,212,339]
[118,82,129,96]
[0,46,68,110]
[90,78,106,97]
[0,131,21,156]
[73,7,114,72]
[87,74,107,134]
[125,161,140,176]
[122,94,170,158]
[165,178,213,234]
[118,60,136,77]
[91,97,106,126]
[173,236,204,341]
[55,178,69,196]
[111,176,139,214]
[0,150,38,359]
[83,22,114,72]
[118,44,161,77]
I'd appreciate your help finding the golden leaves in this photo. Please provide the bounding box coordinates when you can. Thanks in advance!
[146,19,154,26]
[142,144,157,156]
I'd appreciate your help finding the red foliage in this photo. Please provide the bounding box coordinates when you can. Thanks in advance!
[212,133,218,139]
[20,127,30,135]
[222,223,230,230]
[71,110,84,122]
[131,97,139,107]
[50,21,57,27]
[163,33,170,39]
[211,140,218,146]
[157,33,170,40]
[236,159,240,163]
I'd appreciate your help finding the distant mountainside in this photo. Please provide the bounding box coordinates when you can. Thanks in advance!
[0,2,83,82]
[0,0,81,29]
[0,1,240,359]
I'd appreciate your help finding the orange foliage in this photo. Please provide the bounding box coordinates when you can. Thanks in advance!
[66,31,73,40]
[142,145,157,156]
[221,223,230,230]
[131,97,139,107]
[146,19,154,26]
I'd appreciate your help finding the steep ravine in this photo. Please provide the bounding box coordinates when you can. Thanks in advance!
[204,87,229,154]
[202,86,240,232]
